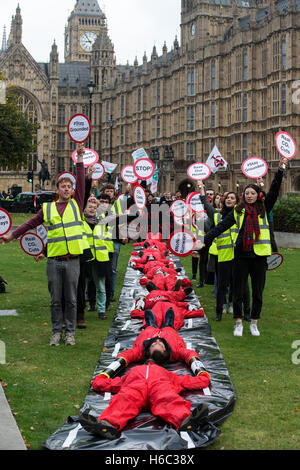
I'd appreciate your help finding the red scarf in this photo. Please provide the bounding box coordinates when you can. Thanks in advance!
[243,204,260,252]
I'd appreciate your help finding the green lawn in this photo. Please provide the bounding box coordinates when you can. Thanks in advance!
[0,242,299,450]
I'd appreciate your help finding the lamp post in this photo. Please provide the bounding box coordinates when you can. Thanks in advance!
[88,79,96,148]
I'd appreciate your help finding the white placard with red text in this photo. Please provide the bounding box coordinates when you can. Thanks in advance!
[35,224,48,244]
[72,148,99,167]
[186,192,204,213]
[187,163,211,181]
[0,208,12,236]
[57,172,76,190]
[68,114,91,143]
[241,157,268,179]
[121,165,138,184]
[170,199,188,218]
[87,162,105,180]
[133,185,147,210]
[275,132,297,160]
[167,231,196,258]
[133,158,155,181]
[267,253,284,271]
[20,233,45,257]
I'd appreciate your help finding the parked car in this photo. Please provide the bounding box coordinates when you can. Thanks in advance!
[0,191,57,213]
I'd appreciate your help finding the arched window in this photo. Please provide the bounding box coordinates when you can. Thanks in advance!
[16,92,39,170]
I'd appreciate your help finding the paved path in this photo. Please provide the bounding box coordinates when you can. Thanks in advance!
[0,383,27,450]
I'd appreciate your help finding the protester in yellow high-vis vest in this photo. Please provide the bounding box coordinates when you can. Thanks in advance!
[83,197,111,320]
[0,145,86,346]
[210,193,250,322]
[202,157,288,337]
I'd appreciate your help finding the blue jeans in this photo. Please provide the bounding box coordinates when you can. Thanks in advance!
[87,264,106,314]
[111,241,121,299]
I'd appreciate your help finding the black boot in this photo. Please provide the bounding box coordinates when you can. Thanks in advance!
[144,310,158,328]
[146,281,158,292]
[162,308,175,329]
[184,287,193,296]
[196,281,204,288]
[173,279,182,291]
[214,312,222,321]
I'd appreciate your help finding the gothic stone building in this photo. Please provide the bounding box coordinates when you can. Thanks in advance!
[0,0,300,196]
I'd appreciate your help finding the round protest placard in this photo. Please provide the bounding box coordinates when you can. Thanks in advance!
[174,215,185,227]
[87,162,105,180]
[275,131,297,160]
[167,231,196,258]
[57,172,76,189]
[35,224,48,244]
[20,232,44,257]
[68,114,91,143]
[72,148,99,167]
[187,163,211,181]
[0,208,12,236]
[133,185,147,210]
[121,165,138,184]
[170,199,188,218]
[267,253,284,271]
[241,157,268,179]
[186,192,204,213]
[133,158,155,181]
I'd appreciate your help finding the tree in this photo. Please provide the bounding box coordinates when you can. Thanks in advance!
[0,80,40,171]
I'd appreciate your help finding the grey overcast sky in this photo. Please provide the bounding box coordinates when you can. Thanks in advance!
[1,0,181,64]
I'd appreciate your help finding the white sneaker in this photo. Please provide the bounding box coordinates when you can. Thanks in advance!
[250,323,260,336]
[234,323,243,337]
[49,333,62,346]
[228,305,233,314]
[222,305,227,315]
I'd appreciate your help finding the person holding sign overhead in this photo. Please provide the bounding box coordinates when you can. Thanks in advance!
[200,157,288,337]
[0,144,88,346]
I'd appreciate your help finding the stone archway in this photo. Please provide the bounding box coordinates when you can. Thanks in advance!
[293,174,300,191]
[178,179,195,199]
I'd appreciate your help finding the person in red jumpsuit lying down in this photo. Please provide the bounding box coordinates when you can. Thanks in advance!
[131,290,204,330]
[140,265,192,292]
[130,247,170,270]
[133,232,168,255]
[100,308,207,378]
[79,353,210,440]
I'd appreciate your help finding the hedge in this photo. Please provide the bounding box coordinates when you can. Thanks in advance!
[273,196,300,233]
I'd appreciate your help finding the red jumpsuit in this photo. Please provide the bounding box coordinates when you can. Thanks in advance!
[117,326,200,367]
[131,248,169,269]
[133,237,168,254]
[92,362,210,431]
[140,267,192,291]
[131,290,205,330]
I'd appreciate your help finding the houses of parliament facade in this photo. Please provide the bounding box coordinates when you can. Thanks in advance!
[0,0,300,196]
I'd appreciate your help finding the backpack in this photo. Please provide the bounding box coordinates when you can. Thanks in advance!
[0,277,7,294]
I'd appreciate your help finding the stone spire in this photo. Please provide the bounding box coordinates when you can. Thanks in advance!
[8,5,22,46]
[1,25,7,52]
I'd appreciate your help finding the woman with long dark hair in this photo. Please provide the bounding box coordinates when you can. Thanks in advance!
[199,188,250,322]
[201,157,288,337]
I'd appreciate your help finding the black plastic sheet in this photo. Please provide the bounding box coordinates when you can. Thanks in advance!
[44,254,236,451]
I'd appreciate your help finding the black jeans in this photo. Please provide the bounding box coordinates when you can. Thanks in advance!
[232,255,267,320]
[192,248,208,283]
[216,260,250,316]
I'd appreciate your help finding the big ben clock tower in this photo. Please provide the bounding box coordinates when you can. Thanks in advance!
[65,0,107,62]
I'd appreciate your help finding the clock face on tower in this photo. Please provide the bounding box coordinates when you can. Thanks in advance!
[80,32,97,52]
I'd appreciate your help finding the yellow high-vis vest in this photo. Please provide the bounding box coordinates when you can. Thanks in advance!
[99,212,114,253]
[214,212,239,262]
[234,208,271,256]
[83,219,110,262]
[43,199,87,257]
